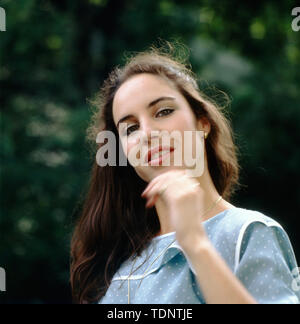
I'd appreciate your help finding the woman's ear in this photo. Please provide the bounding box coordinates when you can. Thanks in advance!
[196,117,211,135]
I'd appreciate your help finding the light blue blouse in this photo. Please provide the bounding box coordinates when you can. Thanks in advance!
[98,207,300,304]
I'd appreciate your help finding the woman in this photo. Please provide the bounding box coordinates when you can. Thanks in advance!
[70,44,300,304]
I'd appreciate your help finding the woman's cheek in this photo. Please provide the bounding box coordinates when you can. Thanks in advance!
[124,143,144,168]
[119,136,130,157]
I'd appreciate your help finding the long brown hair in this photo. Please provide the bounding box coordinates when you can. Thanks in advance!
[70,42,241,304]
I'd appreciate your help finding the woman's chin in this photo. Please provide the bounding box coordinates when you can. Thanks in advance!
[135,165,185,182]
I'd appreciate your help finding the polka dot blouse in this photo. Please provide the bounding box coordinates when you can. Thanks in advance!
[98,207,300,304]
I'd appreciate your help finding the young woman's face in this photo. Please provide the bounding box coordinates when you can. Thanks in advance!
[112,73,208,182]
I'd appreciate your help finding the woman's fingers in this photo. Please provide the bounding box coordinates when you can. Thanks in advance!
[142,169,189,197]
[141,171,171,197]
[145,194,159,208]
[144,180,167,202]
[143,176,185,207]
[141,170,193,209]
[141,176,160,197]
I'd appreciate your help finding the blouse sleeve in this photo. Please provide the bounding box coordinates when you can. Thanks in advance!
[234,221,300,304]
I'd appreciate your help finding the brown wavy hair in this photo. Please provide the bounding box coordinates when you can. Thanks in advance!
[70,42,241,304]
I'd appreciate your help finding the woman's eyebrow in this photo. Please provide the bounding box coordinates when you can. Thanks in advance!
[117,96,176,129]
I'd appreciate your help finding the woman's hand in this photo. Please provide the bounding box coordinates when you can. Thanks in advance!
[141,169,209,250]
[141,170,258,304]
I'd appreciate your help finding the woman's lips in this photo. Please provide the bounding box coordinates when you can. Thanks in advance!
[145,146,175,165]
[148,150,174,166]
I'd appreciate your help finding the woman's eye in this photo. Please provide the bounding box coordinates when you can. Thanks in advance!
[125,124,139,136]
[156,108,174,118]
[124,108,174,136]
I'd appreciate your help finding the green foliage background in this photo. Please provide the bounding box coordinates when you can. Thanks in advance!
[0,0,299,303]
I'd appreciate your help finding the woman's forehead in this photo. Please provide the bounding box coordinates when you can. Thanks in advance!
[112,74,179,119]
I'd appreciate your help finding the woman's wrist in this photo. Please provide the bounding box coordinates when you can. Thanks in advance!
[178,230,212,259]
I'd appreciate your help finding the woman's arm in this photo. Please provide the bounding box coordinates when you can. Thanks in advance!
[184,237,257,304]
[142,169,257,304]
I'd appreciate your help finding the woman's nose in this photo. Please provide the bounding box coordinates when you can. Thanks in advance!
[140,121,160,145]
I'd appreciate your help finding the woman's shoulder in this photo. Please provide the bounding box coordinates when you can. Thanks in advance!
[203,207,286,266]
[204,206,283,237]
[203,207,298,277]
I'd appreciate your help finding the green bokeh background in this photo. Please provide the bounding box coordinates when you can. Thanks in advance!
[0,0,299,303]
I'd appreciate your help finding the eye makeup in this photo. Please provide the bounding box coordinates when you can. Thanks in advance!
[122,106,175,136]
